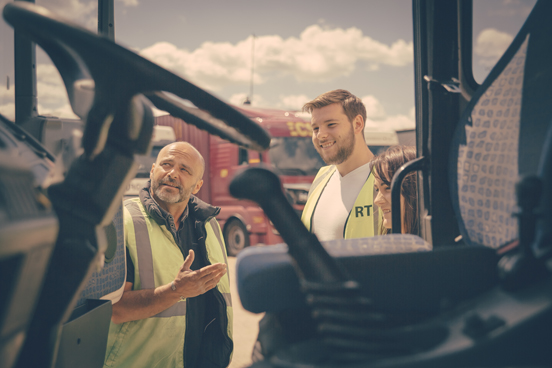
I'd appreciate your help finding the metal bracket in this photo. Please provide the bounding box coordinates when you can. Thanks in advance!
[424,75,462,93]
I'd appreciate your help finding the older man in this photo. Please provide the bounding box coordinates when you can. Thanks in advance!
[104,142,233,368]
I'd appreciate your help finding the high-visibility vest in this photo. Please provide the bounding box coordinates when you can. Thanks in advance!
[104,198,233,368]
[301,165,378,239]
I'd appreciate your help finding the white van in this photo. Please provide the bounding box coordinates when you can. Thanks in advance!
[125,125,176,198]
[364,127,399,155]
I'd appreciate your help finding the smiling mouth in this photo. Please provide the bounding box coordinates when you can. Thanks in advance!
[382,209,391,214]
[319,141,335,149]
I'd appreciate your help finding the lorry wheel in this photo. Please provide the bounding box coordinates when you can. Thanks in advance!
[224,219,250,256]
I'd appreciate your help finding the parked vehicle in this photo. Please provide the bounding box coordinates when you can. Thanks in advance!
[396,128,416,146]
[124,125,176,198]
[156,105,325,255]
[364,127,399,155]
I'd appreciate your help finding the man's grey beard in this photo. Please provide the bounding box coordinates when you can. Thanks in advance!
[152,178,192,204]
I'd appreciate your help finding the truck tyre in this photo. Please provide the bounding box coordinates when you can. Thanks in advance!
[224,219,250,256]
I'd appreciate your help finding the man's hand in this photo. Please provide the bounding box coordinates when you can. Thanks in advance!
[174,249,227,298]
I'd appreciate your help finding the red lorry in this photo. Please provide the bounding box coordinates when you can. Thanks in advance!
[156,105,325,255]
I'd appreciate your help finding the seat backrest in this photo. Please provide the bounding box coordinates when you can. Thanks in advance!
[450,0,552,249]
[534,122,552,258]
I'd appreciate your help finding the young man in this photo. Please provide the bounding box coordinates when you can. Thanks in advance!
[104,142,233,368]
[302,89,380,240]
[251,90,381,363]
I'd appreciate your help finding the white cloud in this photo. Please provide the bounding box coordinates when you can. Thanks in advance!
[361,95,387,120]
[140,25,413,91]
[36,63,74,116]
[366,114,415,132]
[117,0,139,6]
[0,102,15,121]
[277,94,311,111]
[35,0,97,31]
[0,86,14,101]
[362,95,415,131]
[38,102,79,119]
[228,93,269,108]
[36,64,70,106]
[409,107,415,120]
[474,28,514,68]
[37,63,64,86]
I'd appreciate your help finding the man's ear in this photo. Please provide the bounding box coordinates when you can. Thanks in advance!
[353,115,365,134]
[192,179,204,195]
[150,163,155,179]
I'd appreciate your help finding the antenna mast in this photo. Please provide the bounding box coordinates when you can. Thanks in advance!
[244,34,255,105]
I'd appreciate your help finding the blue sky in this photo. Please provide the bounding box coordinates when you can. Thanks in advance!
[0,0,538,131]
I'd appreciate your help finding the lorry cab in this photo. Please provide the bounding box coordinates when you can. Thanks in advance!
[235,105,324,213]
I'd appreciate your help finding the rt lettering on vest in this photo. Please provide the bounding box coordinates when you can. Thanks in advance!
[355,205,372,217]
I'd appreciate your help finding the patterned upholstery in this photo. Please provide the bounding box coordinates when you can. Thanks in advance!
[322,234,431,256]
[454,37,528,249]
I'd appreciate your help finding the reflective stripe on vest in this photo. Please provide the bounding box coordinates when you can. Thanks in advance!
[204,217,232,306]
[301,165,376,239]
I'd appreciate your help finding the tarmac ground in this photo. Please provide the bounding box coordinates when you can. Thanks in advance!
[227,256,264,368]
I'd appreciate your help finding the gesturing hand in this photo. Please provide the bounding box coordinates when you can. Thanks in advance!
[173,249,227,298]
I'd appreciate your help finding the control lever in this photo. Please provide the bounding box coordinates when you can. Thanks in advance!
[230,166,350,284]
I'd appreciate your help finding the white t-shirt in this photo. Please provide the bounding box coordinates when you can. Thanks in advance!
[312,162,372,241]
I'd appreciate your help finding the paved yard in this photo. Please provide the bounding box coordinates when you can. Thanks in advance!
[227,256,264,368]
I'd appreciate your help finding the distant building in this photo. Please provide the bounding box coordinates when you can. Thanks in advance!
[397,128,416,146]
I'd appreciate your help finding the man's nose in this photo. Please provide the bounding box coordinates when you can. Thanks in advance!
[316,127,328,139]
[167,168,177,178]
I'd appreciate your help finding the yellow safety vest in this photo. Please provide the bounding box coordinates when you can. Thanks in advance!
[301,165,378,239]
[104,198,233,368]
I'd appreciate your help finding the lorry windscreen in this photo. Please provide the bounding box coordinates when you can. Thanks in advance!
[269,137,325,176]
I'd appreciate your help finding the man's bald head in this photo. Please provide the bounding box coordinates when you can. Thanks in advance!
[157,141,205,179]
[150,141,205,206]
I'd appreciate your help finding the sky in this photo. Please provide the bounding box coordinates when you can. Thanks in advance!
[0,0,538,131]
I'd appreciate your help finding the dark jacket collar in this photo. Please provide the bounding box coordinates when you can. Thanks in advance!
[139,180,220,225]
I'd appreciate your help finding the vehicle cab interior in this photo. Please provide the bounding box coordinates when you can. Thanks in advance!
[1,1,551,368]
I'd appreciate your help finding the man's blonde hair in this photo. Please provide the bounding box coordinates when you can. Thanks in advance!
[303,89,366,128]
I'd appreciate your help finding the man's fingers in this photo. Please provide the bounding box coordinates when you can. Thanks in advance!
[196,263,226,278]
[181,249,195,271]
[205,269,227,287]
